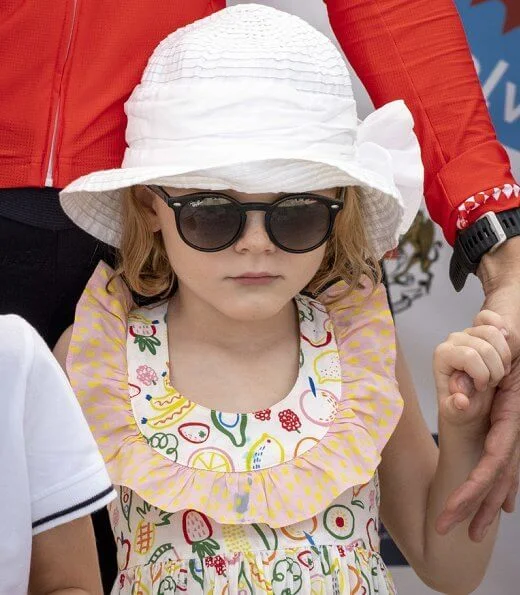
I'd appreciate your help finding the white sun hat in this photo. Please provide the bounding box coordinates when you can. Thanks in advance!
[60,3,424,259]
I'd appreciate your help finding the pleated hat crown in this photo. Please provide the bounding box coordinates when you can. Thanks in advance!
[137,3,351,95]
[122,3,357,172]
[61,3,423,256]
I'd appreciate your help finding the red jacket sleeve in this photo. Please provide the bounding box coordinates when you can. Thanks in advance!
[324,0,518,244]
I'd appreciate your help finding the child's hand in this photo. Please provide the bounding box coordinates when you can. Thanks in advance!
[434,310,511,429]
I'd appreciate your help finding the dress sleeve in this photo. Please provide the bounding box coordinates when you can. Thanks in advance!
[324,0,519,244]
[22,320,115,535]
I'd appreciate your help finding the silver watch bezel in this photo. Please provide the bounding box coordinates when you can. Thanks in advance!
[476,211,507,253]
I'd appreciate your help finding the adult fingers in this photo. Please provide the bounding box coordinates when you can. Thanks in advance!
[436,411,518,530]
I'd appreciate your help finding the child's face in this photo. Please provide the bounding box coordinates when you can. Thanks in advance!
[145,187,337,321]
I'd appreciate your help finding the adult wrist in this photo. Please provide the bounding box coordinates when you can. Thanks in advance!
[477,236,520,294]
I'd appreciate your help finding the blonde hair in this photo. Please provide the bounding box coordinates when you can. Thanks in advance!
[308,187,381,296]
[113,187,175,298]
[112,186,381,299]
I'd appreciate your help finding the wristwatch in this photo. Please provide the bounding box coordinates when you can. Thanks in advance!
[449,207,520,291]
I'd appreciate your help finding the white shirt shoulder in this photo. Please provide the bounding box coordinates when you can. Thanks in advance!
[0,315,115,535]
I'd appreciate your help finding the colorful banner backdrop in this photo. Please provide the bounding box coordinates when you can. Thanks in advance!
[455,0,519,156]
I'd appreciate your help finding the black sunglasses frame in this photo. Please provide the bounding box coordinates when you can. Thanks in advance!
[147,185,345,253]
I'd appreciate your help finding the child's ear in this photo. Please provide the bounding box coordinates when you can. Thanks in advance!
[134,186,161,232]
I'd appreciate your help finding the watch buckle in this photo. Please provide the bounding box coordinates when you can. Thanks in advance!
[477,211,507,252]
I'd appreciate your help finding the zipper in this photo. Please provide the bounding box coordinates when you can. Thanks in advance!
[44,0,79,187]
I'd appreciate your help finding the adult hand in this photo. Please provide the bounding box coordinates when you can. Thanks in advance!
[437,236,520,542]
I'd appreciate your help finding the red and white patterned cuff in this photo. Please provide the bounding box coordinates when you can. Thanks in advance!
[457,183,520,230]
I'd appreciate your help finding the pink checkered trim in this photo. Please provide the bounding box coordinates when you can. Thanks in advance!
[457,183,520,230]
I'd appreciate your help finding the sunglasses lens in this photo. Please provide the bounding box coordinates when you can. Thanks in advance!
[270,196,332,251]
[179,195,241,250]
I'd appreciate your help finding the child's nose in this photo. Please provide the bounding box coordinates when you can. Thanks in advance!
[234,211,276,254]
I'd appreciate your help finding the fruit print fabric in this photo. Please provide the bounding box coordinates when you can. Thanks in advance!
[129,294,342,474]
[67,262,403,593]
[108,476,396,594]
[68,264,402,528]
[129,315,161,355]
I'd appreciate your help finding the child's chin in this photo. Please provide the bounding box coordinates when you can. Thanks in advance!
[220,294,289,322]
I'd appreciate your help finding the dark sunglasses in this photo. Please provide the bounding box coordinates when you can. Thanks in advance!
[147,185,345,253]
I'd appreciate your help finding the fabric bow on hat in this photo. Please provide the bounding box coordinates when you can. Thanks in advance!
[357,100,425,252]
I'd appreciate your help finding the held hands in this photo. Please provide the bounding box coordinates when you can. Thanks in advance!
[434,310,511,431]
[436,238,520,542]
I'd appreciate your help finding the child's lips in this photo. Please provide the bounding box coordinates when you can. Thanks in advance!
[230,272,281,285]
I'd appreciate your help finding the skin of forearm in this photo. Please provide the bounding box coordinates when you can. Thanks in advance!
[477,236,520,293]
[421,419,499,594]
[477,236,520,362]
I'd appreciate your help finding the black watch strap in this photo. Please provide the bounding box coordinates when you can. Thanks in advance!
[450,207,520,292]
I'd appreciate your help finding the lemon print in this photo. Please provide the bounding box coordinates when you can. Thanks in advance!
[188,447,234,472]
[246,433,285,470]
[314,350,341,384]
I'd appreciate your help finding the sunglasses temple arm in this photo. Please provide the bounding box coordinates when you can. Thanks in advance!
[147,184,171,201]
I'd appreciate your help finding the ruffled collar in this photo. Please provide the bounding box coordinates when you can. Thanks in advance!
[127,292,341,473]
[68,262,402,527]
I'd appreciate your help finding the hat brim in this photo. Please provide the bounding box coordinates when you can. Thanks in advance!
[60,157,404,258]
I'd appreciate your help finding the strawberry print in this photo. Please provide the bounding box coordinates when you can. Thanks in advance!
[297,549,314,570]
[182,510,220,560]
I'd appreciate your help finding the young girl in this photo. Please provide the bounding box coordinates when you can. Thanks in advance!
[55,5,510,594]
